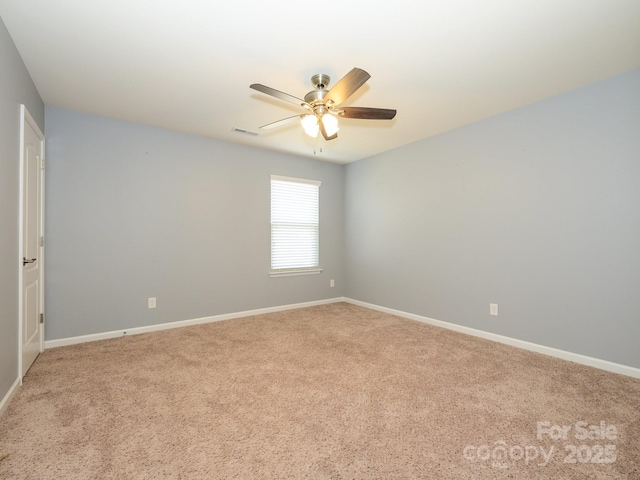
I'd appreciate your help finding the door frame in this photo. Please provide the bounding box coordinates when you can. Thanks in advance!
[18,104,45,381]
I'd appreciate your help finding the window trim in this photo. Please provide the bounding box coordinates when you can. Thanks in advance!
[269,267,323,278]
[270,175,322,277]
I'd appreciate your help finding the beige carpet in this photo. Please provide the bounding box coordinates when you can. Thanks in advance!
[1,302,639,479]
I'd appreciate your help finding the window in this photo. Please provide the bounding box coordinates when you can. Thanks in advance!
[270,175,322,276]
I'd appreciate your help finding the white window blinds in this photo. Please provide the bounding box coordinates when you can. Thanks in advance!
[270,175,322,275]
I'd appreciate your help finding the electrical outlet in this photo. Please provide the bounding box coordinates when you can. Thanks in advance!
[490,303,498,316]
[330,279,335,288]
[148,297,157,309]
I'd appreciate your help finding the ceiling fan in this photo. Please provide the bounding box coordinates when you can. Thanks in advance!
[250,67,396,141]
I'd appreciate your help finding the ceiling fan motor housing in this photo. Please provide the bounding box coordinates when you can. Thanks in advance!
[304,74,331,107]
[305,90,329,109]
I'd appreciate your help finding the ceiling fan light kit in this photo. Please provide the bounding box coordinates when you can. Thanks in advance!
[250,67,396,141]
[301,113,339,138]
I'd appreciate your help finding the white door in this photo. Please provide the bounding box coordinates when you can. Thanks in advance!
[20,105,45,377]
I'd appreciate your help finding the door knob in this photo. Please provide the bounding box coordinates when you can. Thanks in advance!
[23,257,36,265]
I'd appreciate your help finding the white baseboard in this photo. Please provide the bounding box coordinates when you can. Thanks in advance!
[344,298,640,379]
[0,376,21,418]
[44,297,346,349]
[43,296,639,379]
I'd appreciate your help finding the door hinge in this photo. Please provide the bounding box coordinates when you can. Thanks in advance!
[40,158,45,170]
[40,313,44,324]
[40,236,44,247]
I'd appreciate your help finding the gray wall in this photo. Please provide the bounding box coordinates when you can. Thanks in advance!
[44,107,345,340]
[3,12,638,403]
[0,18,44,401]
[345,69,640,369]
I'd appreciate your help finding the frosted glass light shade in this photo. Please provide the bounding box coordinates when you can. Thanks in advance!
[322,114,339,136]
[301,115,319,138]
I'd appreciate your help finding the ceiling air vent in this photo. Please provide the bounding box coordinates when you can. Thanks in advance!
[232,127,259,137]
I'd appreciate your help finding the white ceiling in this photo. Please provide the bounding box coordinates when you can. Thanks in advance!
[1,1,639,164]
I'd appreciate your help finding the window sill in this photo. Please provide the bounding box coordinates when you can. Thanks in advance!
[269,268,323,278]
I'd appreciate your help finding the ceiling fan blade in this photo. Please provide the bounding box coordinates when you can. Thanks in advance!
[319,120,338,141]
[259,115,303,130]
[324,68,371,106]
[250,84,310,108]
[339,107,397,120]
